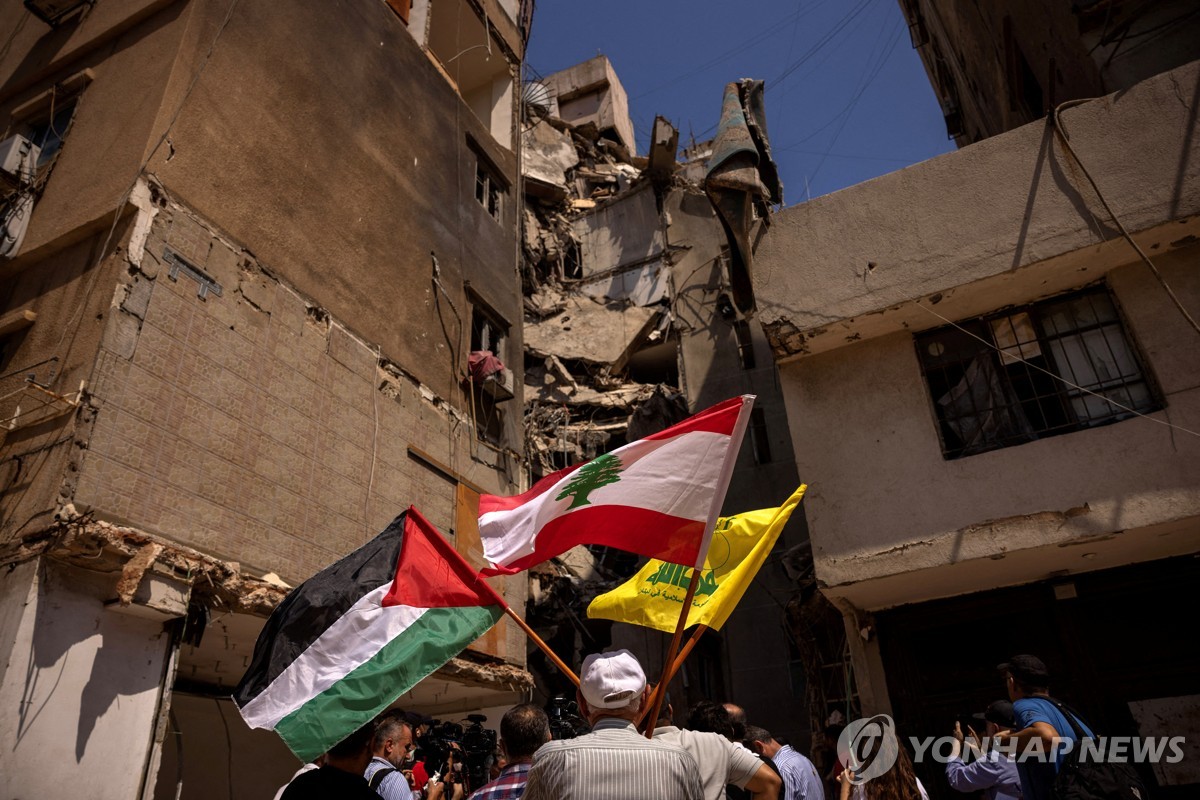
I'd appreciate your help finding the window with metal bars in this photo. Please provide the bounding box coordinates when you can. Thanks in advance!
[915,286,1160,459]
[474,161,502,222]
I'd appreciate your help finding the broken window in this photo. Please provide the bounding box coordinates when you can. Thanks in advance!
[475,161,503,221]
[466,297,511,445]
[733,319,756,370]
[916,286,1159,460]
[749,406,772,464]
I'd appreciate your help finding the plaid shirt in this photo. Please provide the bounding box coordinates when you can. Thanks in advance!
[469,762,532,800]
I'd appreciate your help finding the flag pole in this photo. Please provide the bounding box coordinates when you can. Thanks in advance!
[643,395,755,737]
[637,623,709,727]
[502,604,580,687]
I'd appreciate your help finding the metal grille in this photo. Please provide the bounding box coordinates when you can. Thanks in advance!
[916,286,1160,459]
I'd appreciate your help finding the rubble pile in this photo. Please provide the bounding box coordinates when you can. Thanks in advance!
[519,101,688,481]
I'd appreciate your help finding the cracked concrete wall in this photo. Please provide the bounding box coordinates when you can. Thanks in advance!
[776,249,1200,610]
[72,196,524,611]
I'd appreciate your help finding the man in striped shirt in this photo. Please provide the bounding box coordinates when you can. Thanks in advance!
[746,726,823,800]
[523,650,704,800]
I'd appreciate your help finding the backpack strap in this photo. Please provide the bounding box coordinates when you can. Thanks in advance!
[369,766,397,790]
[1044,696,1094,739]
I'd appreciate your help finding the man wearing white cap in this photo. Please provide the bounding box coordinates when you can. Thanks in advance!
[523,649,704,800]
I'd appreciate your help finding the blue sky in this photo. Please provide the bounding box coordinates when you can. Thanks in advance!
[525,0,955,205]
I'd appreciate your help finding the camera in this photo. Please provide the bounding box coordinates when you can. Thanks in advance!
[546,694,590,740]
[417,715,498,794]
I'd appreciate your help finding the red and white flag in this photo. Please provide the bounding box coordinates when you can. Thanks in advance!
[478,395,754,575]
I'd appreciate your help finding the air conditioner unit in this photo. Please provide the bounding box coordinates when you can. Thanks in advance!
[0,135,40,188]
[481,367,515,401]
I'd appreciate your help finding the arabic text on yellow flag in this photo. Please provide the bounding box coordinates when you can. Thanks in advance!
[586,485,807,633]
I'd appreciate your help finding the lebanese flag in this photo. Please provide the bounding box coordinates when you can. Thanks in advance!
[233,508,503,761]
[479,395,754,576]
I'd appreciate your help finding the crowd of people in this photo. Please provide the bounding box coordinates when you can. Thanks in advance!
[275,651,1106,800]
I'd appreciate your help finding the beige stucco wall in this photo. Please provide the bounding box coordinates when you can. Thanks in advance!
[754,59,1200,361]
[0,559,173,800]
[777,252,1200,610]
[752,60,1200,610]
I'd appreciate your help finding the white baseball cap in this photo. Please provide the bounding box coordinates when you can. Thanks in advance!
[579,649,647,709]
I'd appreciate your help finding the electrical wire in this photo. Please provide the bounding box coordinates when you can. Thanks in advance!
[632,0,831,101]
[803,18,904,186]
[767,0,876,91]
[1051,99,1200,338]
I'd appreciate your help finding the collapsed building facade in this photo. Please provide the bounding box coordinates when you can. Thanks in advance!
[514,55,823,746]
[0,1,536,798]
[754,3,1200,798]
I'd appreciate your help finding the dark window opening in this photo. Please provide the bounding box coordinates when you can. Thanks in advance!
[562,238,582,280]
[1004,16,1044,120]
[468,301,510,445]
[23,99,78,171]
[916,287,1159,460]
[470,307,505,357]
[749,406,772,464]
[733,319,756,370]
[475,162,503,221]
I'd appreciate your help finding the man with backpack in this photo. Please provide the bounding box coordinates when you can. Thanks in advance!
[366,710,415,800]
[994,654,1146,800]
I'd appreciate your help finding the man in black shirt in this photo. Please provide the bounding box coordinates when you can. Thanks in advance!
[281,722,382,799]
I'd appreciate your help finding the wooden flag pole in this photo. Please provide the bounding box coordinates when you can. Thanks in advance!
[502,604,580,687]
[665,623,708,684]
[643,568,703,736]
[637,623,709,728]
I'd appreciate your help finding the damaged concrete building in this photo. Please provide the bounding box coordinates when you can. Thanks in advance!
[754,4,1200,798]
[518,58,816,745]
[0,1,535,797]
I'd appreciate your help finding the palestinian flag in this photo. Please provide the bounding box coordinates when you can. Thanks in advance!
[233,507,504,760]
[479,395,754,576]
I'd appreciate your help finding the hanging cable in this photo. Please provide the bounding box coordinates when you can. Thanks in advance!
[1050,98,1200,337]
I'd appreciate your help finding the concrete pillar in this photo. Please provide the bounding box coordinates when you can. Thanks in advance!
[0,557,179,800]
[833,599,893,718]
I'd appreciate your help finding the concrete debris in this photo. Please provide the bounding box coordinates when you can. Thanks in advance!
[4,515,289,616]
[705,79,782,315]
[519,58,697,485]
[523,294,659,369]
[438,655,536,692]
[116,542,165,605]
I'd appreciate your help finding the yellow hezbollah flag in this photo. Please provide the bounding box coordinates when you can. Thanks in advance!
[586,485,807,633]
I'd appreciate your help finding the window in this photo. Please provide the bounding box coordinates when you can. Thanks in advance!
[470,304,505,356]
[748,406,772,464]
[916,287,1159,460]
[475,162,502,221]
[27,100,78,170]
[466,297,510,445]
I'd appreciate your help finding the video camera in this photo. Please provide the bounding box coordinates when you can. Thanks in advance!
[417,714,498,793]
[546,694,590,740]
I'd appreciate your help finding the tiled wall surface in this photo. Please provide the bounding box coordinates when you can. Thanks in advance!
[77,199,524,635]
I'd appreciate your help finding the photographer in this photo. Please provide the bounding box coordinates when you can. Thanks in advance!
[425,744,466,800]
[468,704,551,800]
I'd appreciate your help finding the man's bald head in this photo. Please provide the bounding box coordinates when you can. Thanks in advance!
[723,703,747,740]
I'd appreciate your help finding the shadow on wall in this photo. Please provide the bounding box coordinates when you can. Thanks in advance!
[15,560,167,763]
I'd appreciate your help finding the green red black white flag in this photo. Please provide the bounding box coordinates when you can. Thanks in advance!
[232,507,503,760]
